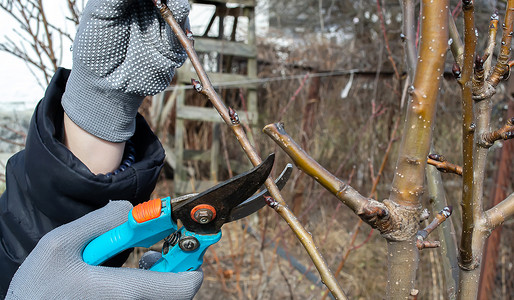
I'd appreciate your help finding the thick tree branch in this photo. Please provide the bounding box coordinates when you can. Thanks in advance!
[389,0,448,209]
[458,0,477,270]
[458,2,514,299]
[385,0,449,297]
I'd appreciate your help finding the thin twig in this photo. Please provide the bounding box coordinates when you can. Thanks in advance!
[449,11,464,67]
[416,206,452,250]
[0,136,25,147]
[488,3,514,87]
[0,125,27,138]
[277,73,310,121]
[427,154,463,175]
[154,3,347,299]
[483,12,499,76]
[481,117,514,145]
[376,0,400,79]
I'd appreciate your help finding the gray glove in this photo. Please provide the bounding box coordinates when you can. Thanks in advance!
[6,201,203,300]
[62,0,190,142]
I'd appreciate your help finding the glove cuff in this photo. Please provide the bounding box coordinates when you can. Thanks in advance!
[62,60,144,143]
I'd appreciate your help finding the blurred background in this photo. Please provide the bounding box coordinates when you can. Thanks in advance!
[1,0,513,298]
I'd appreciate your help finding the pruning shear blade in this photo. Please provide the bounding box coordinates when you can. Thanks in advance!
[227,163,293,222]
[172,154,275,234]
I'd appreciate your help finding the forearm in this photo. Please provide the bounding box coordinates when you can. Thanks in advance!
[63,113,125,175]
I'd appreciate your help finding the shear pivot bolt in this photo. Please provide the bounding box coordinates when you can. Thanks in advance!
[194,209,214,224]
[179,236,200,251]
[191,204,216,224]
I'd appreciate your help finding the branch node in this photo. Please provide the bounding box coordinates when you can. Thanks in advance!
[458,256,481,270]
[416,239,441,250]
[379,200,423,241]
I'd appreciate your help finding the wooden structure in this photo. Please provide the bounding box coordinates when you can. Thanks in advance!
[172,0,258,194]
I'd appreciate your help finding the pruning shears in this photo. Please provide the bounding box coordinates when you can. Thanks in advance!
[82,154,292,272]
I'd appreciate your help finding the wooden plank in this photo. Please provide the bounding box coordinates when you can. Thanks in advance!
[176,106,258,124]
[193,0,255,7]
[176,67,258,88]
[194,38,257,58]
[183,149,212,161]
[162,144,177,169]
[174,88,186,182]
[177,106,221,122]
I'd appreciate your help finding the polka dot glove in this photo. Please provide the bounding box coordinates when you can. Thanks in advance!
[62,0,190,142]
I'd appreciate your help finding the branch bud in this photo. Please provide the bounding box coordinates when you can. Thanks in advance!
[228,107,240,124]
[264,196,279,209]
[452,63,462,79]
[475,54,485,71]
[191,79,203,92]
[462,0,473,10]
[428,153,445,162]
[185,29,195,46]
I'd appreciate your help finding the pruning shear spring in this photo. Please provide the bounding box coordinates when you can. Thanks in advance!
[82,153,292,272]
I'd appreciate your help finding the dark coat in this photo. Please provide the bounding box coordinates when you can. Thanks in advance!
[0,68,165,297]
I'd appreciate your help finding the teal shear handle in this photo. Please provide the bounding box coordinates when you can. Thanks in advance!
[83,196,219,272]
[149,228,221,272]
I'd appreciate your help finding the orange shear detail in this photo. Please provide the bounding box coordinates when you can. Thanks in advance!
[132,198,162,223]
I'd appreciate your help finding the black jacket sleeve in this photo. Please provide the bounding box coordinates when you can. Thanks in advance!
[0,68,165,297]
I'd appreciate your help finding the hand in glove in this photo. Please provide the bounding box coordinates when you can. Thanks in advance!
[6,201,203,300]
[62,0,190,142]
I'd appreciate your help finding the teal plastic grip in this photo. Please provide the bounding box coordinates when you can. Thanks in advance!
[150,228,222,272]
[83,197,177,266]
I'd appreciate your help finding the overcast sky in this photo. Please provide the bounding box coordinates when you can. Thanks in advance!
[0,0,73,111]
